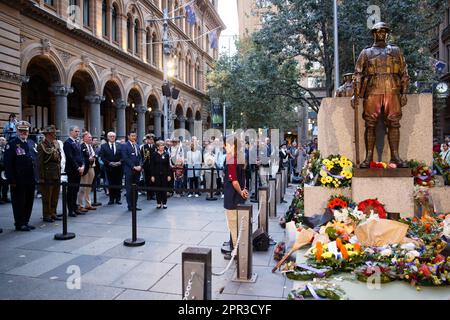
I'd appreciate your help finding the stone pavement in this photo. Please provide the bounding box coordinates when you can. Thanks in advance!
[0,186,295,300]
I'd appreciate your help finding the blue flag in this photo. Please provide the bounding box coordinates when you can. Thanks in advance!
[209,30,218,49]
[435,60,447,74]
[185,4,196,25]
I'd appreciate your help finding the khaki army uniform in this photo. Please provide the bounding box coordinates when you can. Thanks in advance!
[37,139,61,220]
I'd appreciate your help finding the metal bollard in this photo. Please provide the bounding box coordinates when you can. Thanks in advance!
[206,167,217,201]
[268,178,277,218]
[54,182,76,241]
[250,168,259,203]
[275,172,282,204]
[280,169,285,200]
[182,247,212,300]
[124,184,145,247]
[232,204,257,283]
[258,187,269,235]
[282,168,287,194]
[92,178,102,207]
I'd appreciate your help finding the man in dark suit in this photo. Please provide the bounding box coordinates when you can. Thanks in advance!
[63,126,84,217]
[121,132,142,211]
[4,121,38,231]
[99,131,123,205]
[140,134,156,200]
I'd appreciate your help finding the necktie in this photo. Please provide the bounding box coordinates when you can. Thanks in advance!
[111,143,115,155]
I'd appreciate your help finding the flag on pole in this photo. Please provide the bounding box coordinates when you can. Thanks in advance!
[435,60,447,74]
[185,4,196,25]
[209,30,218,49]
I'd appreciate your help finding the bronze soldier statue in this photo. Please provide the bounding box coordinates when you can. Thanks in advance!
[351,22,410,168]
[37,125,62,223]
[336,73,354,97]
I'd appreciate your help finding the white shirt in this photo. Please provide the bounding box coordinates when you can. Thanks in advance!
[109,142,116,155]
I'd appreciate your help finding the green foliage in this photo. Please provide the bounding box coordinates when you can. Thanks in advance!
[253,0,447,96]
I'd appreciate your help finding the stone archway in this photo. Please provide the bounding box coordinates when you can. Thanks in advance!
[102,80,122,137]
[174,104,184,130]
[146,94,161,138]
[186,107,194,135]
[126,87,144,141]
[21,55,62,139]
[69,69,102,138]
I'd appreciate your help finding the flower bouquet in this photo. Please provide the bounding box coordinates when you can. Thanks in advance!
[327,195,352,210]
[357,198,387,219]
[287,280,348,300]
[433,153,450,185]
[318,155,353,188]
[281,187,305,228]
[354,262,397,283]
[394,254,450,286]
[306,240,366,272]
[411,164,435,187]
[281,261,333,281]
[302,150,322,186]
[399,212,445,243]
[273,242,286,261]
[369,161,389,169]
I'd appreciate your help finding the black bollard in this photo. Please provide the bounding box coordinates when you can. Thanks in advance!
[206,167,217,201]
[54,182,76,241]
[124,183,145,247]
[91,178,102,207]
[250,168,259,203]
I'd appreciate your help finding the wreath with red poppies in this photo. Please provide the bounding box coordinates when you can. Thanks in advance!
[357,199,387,219]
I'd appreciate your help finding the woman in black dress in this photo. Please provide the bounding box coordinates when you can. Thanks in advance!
[151,140,171,209]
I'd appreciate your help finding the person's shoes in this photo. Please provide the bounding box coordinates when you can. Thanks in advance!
[69,213,77,217]
[26,224,36,230]
[156,204,162,209]
[52,216,62,221]
[85,206,97,211]
[116,201,122,205]
[222,240,230,246]
[43,217,54,223]
[75,210,86,215]
[15,225,31,232]
[221,194,224,199]
[108,201,115,205]
[221,245,232,254]
[187,194,192,198]
[163,205,167,209]
[136,207,142,211]
[195,194,199,198]
[78,207,89,213]
[56,213,63,218]
[36,193,42,199]
[223,252,236,260]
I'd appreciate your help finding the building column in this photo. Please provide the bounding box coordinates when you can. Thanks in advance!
[136,104,147,143]
[50,84,73,140]
[115,99,127,139]
[153,109,162,138]
[86,95,105,139]
[188,118,194,136]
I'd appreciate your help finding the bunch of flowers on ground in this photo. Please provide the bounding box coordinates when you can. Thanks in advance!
[357,198,387,219]
[433,153,450,185]
[301,150,322,186]
[318,155,353,188]
[408,159,435,187]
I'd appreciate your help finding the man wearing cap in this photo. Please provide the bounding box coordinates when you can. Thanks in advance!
[4,121,38,231]
[37,125,62,223]
[352,22,410,168]
[336,73,354,97]
[140,134,156,200]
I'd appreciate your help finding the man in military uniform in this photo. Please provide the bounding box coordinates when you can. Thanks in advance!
[336,73,354,97]
[141,134,156,200]
[37,125,62,223]
[4,121,37,231]
[352,22,410,168]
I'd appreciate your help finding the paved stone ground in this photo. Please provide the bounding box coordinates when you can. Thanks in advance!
[0,186,294,300]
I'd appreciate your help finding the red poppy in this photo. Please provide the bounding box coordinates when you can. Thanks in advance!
[419,264,432,277]
[357,199,387,219]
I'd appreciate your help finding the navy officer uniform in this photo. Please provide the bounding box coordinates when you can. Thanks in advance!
[121,133,142,211]
[4,121,38,231]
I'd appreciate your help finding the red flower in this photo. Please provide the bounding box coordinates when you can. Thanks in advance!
[434,255,445,263]
[369,161,378,169]
[419,264,432,278]
[357,199,387,219]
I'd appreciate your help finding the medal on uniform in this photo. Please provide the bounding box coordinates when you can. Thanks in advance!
[16,144,25,155]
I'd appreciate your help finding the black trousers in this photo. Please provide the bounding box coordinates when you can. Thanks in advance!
[0,180,8,201]
[155,174,168,205]
[106,167,122,202]
[67,172,81,214]
[189,177,199,194]
[11,183,35,227]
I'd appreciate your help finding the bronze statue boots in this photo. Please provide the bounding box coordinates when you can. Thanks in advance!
[359,127,376,168]
[388,127,408,168]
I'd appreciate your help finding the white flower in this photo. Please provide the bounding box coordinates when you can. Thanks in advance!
[405,250,420,261]
[380,248,392,257]
[333,209,352,224]
[400,243,416,251]
[364,248,375,255]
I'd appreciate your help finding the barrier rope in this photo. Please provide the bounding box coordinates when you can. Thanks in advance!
[212,215,246,277]
[182,271,196,300]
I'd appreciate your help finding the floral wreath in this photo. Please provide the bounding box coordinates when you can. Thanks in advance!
[357,199,387,219]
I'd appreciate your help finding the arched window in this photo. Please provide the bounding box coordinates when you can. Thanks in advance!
[196,64,201,89]
[112,4,118,42]
[152,32,158,66]
[146,30,151,62]
[127,16,132,51]
[83,0,90,26]
[178,53,183,80]
[134,19,140,55]
[102,0,108,37]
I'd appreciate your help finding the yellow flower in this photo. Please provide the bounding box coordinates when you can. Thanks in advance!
[346,161,353,167]
[344,244,354,250]
[339,161,347,168]
[348,251,359,257]
[340,156,348,162]
[332,158,339,163]
[346,172,353,179]
[323,159,331,166]
[326,176,333,183]
[321,177,327,185]
[321,252,333,259]
[320,170,327,177]
[326,165,333,171]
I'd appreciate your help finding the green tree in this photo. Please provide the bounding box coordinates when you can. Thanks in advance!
[253,0,447,96]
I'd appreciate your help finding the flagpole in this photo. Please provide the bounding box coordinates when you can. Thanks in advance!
[333,0,340,94]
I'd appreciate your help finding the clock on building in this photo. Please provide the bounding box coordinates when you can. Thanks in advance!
[436,82,448,94]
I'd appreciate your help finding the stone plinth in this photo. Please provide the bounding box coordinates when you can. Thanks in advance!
[429,187,450,213]
[352,177,414,217]
[317,94,433,165]
[304,186,352,217]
